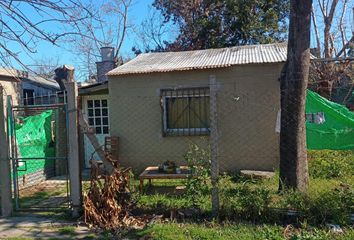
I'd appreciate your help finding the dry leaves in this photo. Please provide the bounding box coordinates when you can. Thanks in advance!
[83,155,148,231]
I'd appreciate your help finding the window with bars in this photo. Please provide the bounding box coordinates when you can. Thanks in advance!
[161,87,210,136]
[87,99,109,134]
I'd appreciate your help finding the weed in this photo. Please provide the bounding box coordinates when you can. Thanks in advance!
[308,150,354,179]
[183,142,211,207]
[58,226,77,236]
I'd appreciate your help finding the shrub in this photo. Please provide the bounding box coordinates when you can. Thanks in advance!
[219,175,272,221]
[237,186,272,221]
[307,183,354,225]
[184,142,211,207]
[280,183,354,225]
[308,150,354,179]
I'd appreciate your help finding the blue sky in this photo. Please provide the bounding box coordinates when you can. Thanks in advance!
[6,1,353,81]
[10,0,154,79]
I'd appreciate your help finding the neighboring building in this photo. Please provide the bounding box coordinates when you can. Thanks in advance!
[107,43,287,172]
[79,47,115,168]
[0,68,22,111]
[0,68,60,107]
[21,75,60,105]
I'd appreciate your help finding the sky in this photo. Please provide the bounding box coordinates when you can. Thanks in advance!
[8,0,155,81]
[4,1,354,81]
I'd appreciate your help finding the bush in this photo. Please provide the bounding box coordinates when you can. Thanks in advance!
[281,183,354,225]
[219,175,272,221]
[184,142,211,207]
[308,184,354,225]
[308,150,354,179]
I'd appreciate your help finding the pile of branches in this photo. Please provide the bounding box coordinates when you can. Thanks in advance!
[83,156,147,231]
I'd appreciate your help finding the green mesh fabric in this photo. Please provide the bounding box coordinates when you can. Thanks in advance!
[15,110,55,176]
[306,90,354,150]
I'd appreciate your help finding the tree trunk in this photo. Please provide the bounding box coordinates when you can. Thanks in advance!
[279,0,311,192]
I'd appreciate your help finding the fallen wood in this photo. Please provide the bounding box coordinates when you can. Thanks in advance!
[84,155,148,231]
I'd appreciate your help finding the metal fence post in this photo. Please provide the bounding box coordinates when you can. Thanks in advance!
[209,75,220,218]
[0,86,13,217]
[65,81,82,217]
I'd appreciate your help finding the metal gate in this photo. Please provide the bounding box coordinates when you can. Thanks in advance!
[8,95,70,211]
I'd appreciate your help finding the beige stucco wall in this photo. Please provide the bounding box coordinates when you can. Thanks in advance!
[0,78,21,117]
[108,63,283,173]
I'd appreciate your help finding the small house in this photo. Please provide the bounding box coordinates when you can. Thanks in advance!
[107,43,286,172]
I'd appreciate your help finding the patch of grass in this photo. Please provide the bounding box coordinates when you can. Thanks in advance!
[308,150,354,179]
[126,222,354,240]
[18,185,68,209]
[130,150,354,225]
[57,226,77,236]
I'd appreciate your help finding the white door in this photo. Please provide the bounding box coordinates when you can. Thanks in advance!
[83,96,110,168]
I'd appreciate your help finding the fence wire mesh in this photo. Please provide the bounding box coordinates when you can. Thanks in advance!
[9,98,69,210]
[100,74,353,224]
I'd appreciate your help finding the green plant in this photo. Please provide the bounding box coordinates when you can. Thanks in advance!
[307,184,353,225]
[280,190,309,212]
[308,150,354,179]
[237,186,272,221]
[218,175,272,221]
[58,226,76,236]
[280,183,353,225]
[183,142,211,207]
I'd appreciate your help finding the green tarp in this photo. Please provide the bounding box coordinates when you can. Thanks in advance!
[15,110,55,176]
[306,90,354,150]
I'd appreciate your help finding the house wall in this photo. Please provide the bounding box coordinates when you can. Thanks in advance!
[108,63,283,173]
[0,78,21,116]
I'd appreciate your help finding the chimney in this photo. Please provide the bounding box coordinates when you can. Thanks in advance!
[96,47,116,83]
[54,65,75,91]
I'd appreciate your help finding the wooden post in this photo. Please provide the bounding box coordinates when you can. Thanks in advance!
[209,75,219,218]
[0,86,13,217]
[65,81,82,217]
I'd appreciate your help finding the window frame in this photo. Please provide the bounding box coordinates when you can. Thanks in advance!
[161,87,210,136]
[86,98,109,135]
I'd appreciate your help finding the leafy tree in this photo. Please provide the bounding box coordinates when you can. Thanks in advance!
[151,0,289,51]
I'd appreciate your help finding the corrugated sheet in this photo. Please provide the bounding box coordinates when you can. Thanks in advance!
[0,67,60,89]
[108,42,289,76]
[26,75,60,90]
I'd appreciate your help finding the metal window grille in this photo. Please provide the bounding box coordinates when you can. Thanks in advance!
[87,99,109,134]
[161,87,210,136]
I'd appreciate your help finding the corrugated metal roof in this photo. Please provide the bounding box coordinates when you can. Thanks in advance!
[108,42,289,76]
[25,75,60,90]
[0,67,60,89]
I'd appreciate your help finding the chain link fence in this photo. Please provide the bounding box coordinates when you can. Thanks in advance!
[103,69,353,224]
[8,93,69,210]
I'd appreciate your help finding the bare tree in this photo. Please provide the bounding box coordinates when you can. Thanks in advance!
[279,0,312,192]
[312,0,354,58]
[310,1,353,101]
[0,0,92,70]
[70,0,133,81]
[27,56,61,79]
